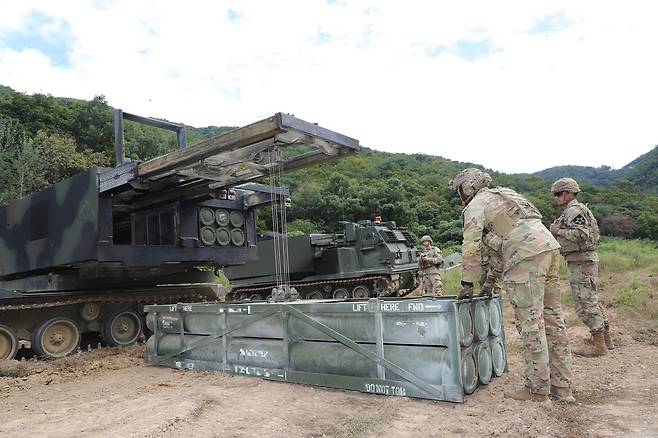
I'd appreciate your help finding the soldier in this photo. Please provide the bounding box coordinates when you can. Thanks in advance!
[550,177,613,357]
[418,235,445,296]
[449,168,574,403]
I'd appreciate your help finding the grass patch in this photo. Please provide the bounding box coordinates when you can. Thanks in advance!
[561,290,574,306]
[599,238,658,273]
[615,280,654,309]
[442,267,462,294]
[566,315,581,327]
[559,257,569,280]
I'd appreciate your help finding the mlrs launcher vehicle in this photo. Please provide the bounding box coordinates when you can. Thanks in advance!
[0,111,358,360]
[223,219,420,301]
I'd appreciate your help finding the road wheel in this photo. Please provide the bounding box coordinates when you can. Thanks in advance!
[333,288,349,299]
[305,290,324,300]
[103,310,143,347]
[31,318,81,358]
[80,302,101,322]
[0,324,19,360]
[351,285,370,299]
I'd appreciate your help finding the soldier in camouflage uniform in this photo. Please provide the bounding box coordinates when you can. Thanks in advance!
[449,168,574,403]
[550,177,613,357]
[418,235,445,296]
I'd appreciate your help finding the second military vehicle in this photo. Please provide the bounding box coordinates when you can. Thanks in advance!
[223,219,420,301]
[0,111,358,360]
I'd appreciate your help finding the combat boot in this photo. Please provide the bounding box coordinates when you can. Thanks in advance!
[550,385,575,403]
[573,331,608,357]
[604,323,614,350]
[503,388,550,403]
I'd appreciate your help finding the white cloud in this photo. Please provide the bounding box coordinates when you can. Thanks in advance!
[0,0,656,173]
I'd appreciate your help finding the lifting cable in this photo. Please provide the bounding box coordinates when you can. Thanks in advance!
[269,147,291,291]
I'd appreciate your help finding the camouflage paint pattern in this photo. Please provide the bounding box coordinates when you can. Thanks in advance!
[550,198,600,261]
[0,169,99,276]
[480,230,503,293]
[460,187,560,283]
[504,250,573,394]
[418,246,444,296]
[551,198,606,332]
[420,273,444,296]
[567,260,607,332]
[458,186,571,394]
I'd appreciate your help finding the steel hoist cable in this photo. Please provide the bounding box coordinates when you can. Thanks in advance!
[268,147,291,291]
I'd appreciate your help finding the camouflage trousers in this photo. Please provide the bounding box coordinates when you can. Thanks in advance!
[420,273,444,296]
[567,260,607,332]
[503,249,573,394]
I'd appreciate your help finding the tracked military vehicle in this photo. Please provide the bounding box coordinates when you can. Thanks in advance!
[224,219,420,301]
[0,111,358,360]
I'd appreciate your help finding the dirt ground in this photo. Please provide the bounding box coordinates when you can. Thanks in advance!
[1,271,657,438]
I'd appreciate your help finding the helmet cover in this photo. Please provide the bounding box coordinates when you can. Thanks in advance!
[551,177,580,193]
[449,168,492,197]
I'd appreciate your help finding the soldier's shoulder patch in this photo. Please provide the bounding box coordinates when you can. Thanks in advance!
[572,214,587,225]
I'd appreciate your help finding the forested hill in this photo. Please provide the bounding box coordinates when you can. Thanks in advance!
[532,145,658,193]
[1,86,657,248]
[280,148,658,246]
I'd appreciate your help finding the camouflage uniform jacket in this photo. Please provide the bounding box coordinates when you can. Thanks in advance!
[552,199,599,262]
[480,229,503,282]
[461,187,560,283]
[419,246,443,275]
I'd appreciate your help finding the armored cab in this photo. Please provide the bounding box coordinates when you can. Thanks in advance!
[224,219,420,301]
[0,112,358,360]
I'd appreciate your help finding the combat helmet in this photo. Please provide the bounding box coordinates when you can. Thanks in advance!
[420,235,432,244]
[448,168,492,202]
[551,177,580,194]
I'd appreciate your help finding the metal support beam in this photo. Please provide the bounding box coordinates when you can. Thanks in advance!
[113,109,188,168]
[114,109,124,166]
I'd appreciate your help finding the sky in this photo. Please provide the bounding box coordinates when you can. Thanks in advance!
[0,0,657,174]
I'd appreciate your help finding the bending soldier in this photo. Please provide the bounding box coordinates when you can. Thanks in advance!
[418,235,445,296]
[550,177,613,357]
[449,168,574,403]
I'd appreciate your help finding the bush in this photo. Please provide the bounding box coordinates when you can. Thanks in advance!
[600,214,638,238]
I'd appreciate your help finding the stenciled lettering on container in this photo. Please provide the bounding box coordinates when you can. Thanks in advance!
[239,348,269,359]
[352,303,368,312]
[380,302,400,312]
[174,361,194,370]
[394,321,428,327]
[407,302,424,312]
[233,365,285,379]
[364,383,406,396]
[228,307,249,313]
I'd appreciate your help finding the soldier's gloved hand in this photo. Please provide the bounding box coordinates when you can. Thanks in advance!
[479,275,496,297]
[457,282,474,300]
[549,221,561,236]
